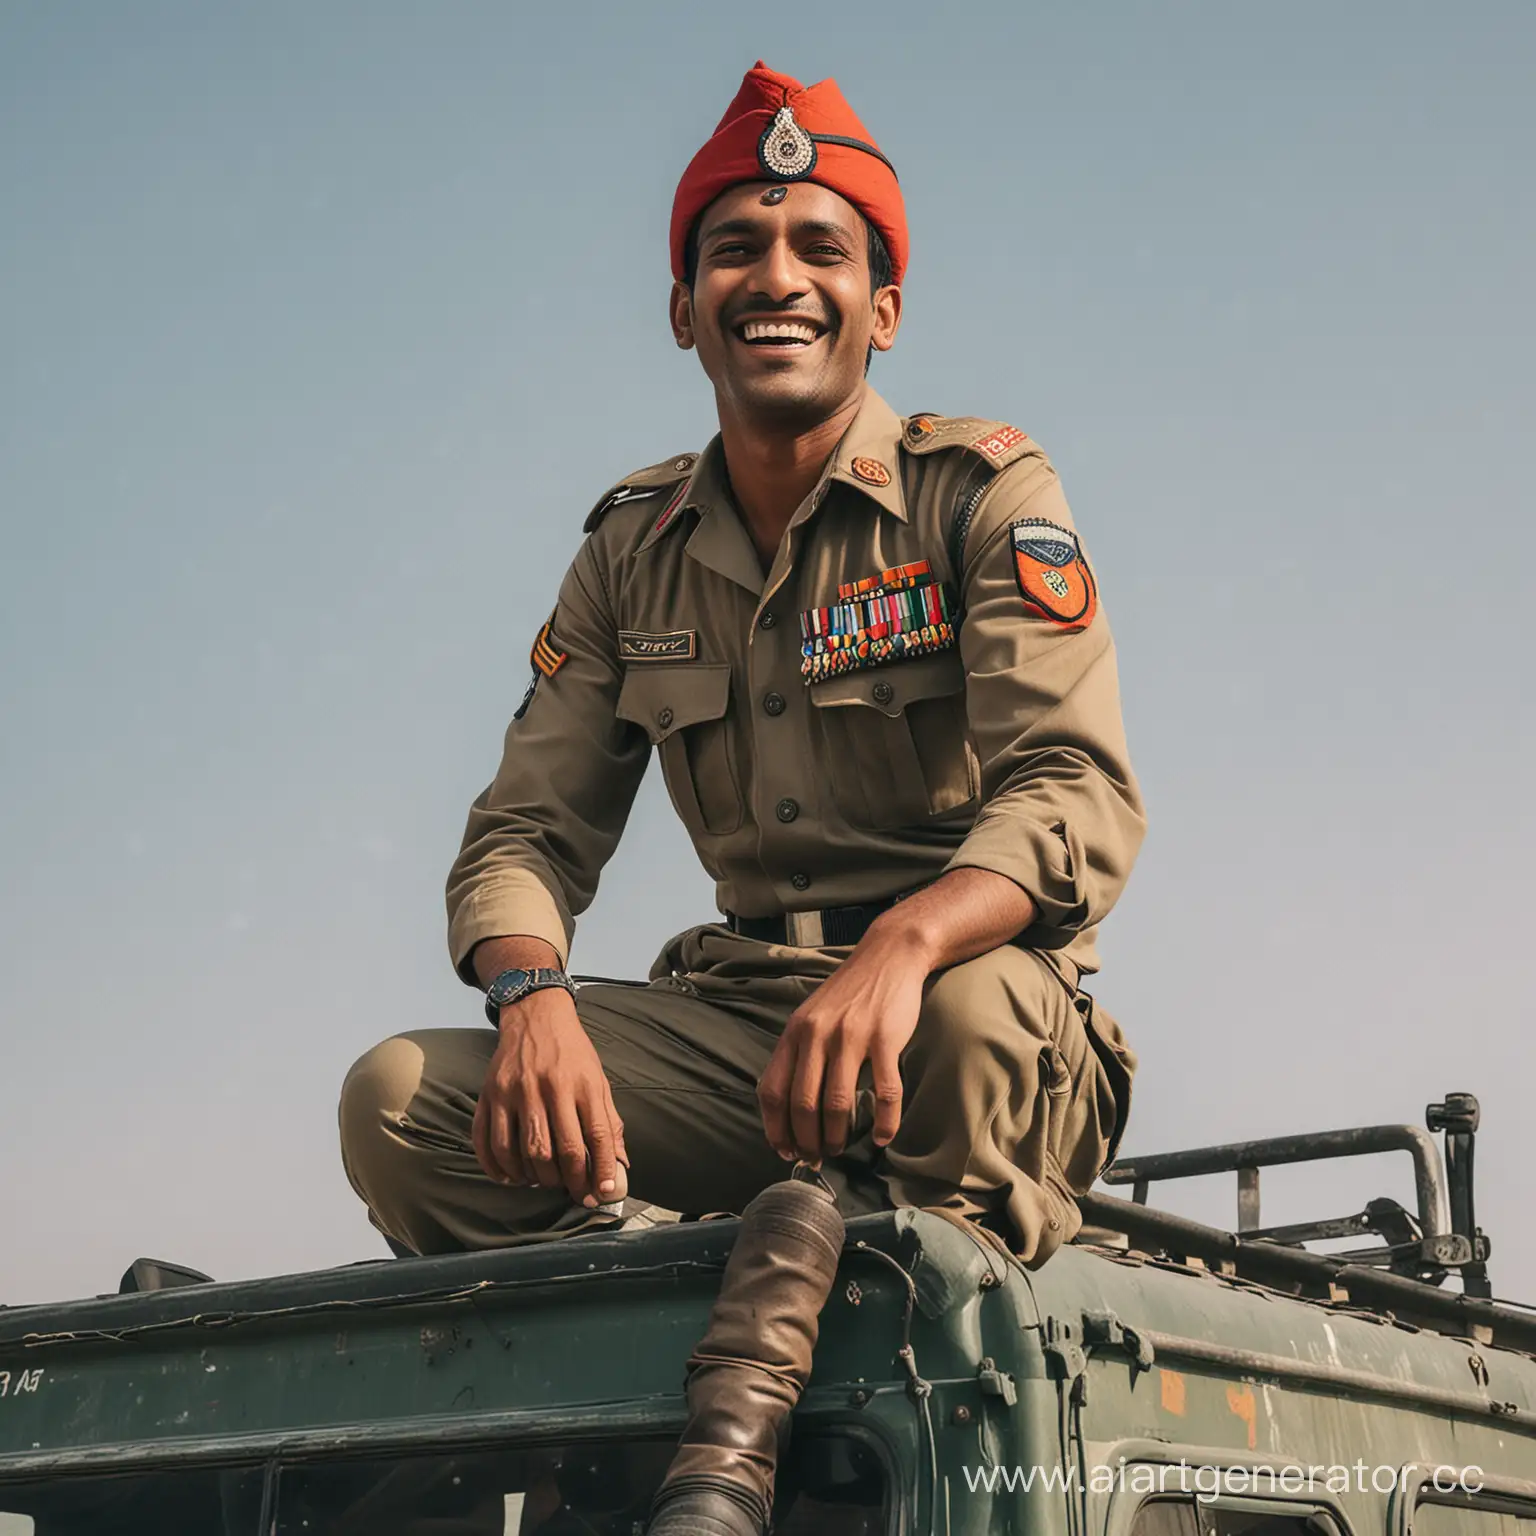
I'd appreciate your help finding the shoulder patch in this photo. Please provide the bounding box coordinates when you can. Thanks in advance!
[901,414,1036,472]
[583,452,698,533]
[1010,518,1097,630]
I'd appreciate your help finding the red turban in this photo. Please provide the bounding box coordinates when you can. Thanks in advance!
[670,61,908,285]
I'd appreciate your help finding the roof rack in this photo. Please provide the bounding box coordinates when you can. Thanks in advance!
[1083,1090,1527,1353]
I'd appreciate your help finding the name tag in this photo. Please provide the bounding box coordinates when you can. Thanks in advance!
[619,629,698,662]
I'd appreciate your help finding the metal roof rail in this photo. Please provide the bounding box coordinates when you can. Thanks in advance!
[1098,1090,1494,1295]
[1075,1188,1534,1356]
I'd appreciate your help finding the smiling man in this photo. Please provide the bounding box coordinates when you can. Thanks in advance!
[340,62,1145,1273]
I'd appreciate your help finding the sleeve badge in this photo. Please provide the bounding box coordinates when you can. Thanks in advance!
[1010,519,1098,630]
[530,612,568,679]
[514,610,568,719]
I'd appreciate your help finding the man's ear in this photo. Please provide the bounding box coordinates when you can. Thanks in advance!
[870,284,902,353]
[670,280,696,351]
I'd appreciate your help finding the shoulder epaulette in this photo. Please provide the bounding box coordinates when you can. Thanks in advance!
[899,413,1036,473]
[583,452,699,533]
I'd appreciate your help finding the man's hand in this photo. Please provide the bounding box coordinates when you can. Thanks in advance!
[472,987,629,1206]
[756,869,1039,1164]
[469,937,628,1208]
[757,930,927,1163]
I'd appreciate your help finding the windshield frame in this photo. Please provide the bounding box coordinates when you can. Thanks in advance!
[0,1414,903,1536]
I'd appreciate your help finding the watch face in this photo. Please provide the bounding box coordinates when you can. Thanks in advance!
[489,969,532,1004]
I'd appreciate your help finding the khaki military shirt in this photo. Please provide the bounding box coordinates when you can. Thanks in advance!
[447,389,1145,984]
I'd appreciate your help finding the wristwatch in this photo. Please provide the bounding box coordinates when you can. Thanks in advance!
[483,967,577,1024]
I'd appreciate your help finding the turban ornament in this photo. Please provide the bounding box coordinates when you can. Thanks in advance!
[670,62,908,284]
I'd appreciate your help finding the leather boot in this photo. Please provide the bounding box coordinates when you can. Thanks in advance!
[648,1171,846,1536]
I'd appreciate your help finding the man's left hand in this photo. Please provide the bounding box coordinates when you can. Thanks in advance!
[755,868,1039,1165]
[756,927,929,1163]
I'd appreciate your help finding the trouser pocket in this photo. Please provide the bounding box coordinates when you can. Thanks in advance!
[1074,991,1136,1173]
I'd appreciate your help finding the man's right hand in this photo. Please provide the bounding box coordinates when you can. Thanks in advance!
[471,985,629,1209]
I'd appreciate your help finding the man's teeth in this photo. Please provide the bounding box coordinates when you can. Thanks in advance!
[741,320,820,343]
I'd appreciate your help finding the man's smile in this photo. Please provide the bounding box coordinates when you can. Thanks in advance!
[733,316,828,348]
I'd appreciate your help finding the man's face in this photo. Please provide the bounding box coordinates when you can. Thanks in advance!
[670,181,902,430]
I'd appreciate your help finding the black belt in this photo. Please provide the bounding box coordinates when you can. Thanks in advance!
[726,895,903,949]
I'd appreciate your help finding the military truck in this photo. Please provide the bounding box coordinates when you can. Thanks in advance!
[1,1091,1531,1533]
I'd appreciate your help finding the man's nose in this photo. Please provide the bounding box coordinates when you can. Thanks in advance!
[750,239,809,303]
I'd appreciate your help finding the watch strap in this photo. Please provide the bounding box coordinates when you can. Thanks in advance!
[483,966,576,1024]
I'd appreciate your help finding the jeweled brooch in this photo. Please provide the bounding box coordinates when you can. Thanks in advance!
[758,106,817,180]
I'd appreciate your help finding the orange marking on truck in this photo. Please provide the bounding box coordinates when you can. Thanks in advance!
[1226,1383,1258,1449]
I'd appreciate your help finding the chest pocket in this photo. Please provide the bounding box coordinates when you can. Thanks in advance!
[809,652,978,830]
[616,664,742,837]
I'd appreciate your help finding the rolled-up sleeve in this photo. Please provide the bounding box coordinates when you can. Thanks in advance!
[446,535,650,981]
[944,457,1145,949]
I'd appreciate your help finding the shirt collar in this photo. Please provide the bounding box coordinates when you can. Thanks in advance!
[675,439,764,594]
[821,387,909,522]
[634,387,910,581]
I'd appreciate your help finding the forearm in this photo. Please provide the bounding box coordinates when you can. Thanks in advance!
[860,867,1036,977]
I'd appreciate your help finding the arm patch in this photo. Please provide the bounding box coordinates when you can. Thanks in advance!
[1010,519,1098,630]
[513,609,568,720]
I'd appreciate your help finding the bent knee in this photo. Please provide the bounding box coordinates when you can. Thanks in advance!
[339,1034,429,1165]
[915,946,1063,1059]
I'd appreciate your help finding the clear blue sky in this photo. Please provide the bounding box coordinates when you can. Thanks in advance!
[2,1,1532,1305]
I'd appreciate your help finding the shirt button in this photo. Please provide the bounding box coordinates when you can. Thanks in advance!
[872,680,894,705]
[759,611,778,630]
[791,872,811,892]
[763,692,786,716]
[657,707,674,729]
[776,797,799,823]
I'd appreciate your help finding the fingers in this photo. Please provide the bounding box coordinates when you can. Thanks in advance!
[490,1090,623,1210]
[549,1097,593,1206]
[474,1081,527,1187]
[607,1081,631,1173]
[762,1015,864,1163]
[819,1043,862,1158]
[583,1087,623,1204]
[757,1035,798,1161]
[788,1033,828,1165]
[762,1002,910,1163]
[520,1102,564,1192]
[472,1096,494,1180]
[869,1038,903,1148]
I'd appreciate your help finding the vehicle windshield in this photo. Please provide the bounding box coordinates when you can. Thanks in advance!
[0,1432,884,1535]
[0,1465,265,1534]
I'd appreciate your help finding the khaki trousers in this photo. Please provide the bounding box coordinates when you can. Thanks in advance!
[339,925,1134,1267]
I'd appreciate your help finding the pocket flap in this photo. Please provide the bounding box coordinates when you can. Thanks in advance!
[808,651,966,717]
[616,663,731,743]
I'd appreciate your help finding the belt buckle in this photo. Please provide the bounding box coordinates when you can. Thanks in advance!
[785,909,826,948]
